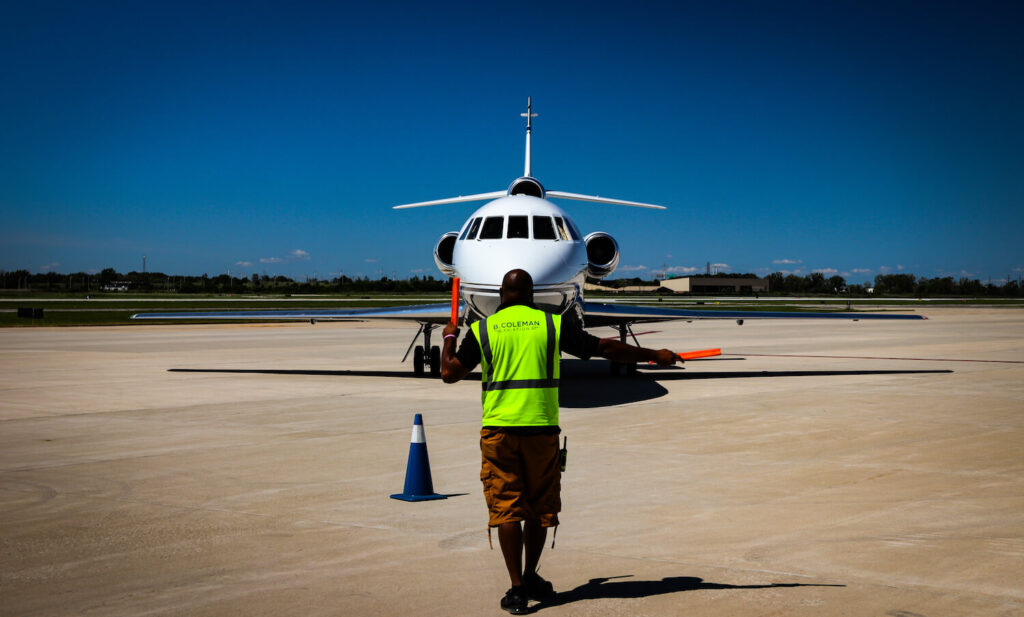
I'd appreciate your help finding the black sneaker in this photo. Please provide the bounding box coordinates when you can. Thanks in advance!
[523,572,555,601]
[500,586,529,615]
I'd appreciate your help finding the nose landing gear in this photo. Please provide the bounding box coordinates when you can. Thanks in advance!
[405,323,441,377]
[609,322,639,377]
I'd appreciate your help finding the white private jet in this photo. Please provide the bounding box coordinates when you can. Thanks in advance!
[133,98,925,376]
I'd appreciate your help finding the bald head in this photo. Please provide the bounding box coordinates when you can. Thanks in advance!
[500,269,534,305]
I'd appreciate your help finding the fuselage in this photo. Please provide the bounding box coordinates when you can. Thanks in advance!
[450,195,588,319]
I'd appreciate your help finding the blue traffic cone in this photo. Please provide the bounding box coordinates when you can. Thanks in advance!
[390,414,447,502]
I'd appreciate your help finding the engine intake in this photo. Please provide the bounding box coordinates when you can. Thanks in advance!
[584,232,620,279]
[508,176,545,198]
[433,232,458,277]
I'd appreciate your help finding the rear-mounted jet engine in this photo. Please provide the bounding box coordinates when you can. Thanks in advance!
[584,232,620,279]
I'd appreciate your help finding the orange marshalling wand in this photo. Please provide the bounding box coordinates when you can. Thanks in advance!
[677,348,721,361]
[450,278,461,325]
[648,348,721,365]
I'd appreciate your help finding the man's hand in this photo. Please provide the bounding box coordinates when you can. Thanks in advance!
[441,321,468,384]
[652,349,678,367]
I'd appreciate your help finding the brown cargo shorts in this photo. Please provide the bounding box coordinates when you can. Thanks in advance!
[480,428,561,527]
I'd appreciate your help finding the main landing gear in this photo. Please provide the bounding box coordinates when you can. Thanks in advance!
[404,323,441,378]
[609,322,639,377]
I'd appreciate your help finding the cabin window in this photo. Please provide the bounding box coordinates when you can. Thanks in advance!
[507,216,529,239]
[553,217,571,241]
[459,217,478,240]
[533,216,556,240]
[479,216,504,239]
[465,217,482,240]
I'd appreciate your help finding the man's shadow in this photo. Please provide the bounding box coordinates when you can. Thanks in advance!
[533,574,843,610]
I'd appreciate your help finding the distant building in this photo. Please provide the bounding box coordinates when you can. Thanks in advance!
[584,282,659,293]
[659,276,768,294]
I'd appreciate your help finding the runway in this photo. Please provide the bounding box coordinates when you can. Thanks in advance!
[1,307,1022,616]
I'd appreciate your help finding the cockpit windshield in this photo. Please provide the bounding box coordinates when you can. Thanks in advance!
[507,216,529,239]
[533,216,556,240]
[479,216,504,239]
[564,217,582,241]
[465,217,482,240]
[554,217,572,241]
[467,214,576,241]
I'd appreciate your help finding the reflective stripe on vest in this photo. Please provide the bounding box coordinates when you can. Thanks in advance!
[472,305,561,426]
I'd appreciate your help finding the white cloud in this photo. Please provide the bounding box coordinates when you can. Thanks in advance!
[664,254,673,259]
[235,261,253,267]
[773,258,803,265]
[364,258,379,263]
[618,264,648,272]
[666,266,699,274]
[290,249,310,260]
[260,257,284,264]
[897,264,905,271]
[813,268,839,275]
[852,268,872,274]
[711,263,730,271]
[879,265,892,274]
[410,268,429,274]
[40,262,60,271]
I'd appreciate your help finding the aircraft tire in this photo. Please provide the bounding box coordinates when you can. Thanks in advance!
[626,362,638,376]
[429,345,441,377]
[413,345,425,376]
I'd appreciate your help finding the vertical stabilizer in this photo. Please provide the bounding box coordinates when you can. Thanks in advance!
[521,97,537,177]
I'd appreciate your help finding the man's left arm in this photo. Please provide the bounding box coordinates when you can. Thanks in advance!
[561,317,678,367]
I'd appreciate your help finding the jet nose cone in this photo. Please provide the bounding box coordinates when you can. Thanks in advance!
[498,245,579,285]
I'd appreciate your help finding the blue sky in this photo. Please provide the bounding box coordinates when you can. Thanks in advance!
[1,1,1021,284]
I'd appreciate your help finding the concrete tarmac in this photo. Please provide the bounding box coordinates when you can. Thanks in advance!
[1,307,1022,616]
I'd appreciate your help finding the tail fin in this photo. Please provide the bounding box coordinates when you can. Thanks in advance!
[521,96,537,177]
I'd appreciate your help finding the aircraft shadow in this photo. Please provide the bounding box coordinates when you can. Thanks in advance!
[168,368,449,380]
[167,363,951,409]
[532,574,844,610]
[557,360,951,408]
[641,368,953,381]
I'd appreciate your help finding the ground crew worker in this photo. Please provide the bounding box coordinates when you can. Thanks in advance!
[441,269,678,614]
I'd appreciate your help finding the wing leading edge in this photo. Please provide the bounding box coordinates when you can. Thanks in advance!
[582,301,926,327]
[131,302,459,324]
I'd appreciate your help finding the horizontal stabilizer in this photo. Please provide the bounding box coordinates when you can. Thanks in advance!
[546,191,666,210]
[393,191,507,209]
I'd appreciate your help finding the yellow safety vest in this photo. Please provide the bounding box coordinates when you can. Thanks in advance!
[470,305,561,427]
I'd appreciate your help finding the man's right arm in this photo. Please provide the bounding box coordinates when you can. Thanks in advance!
[561,314,677,367]
[440,322,470,383]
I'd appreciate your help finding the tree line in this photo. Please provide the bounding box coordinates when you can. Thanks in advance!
[0,268,451,294]
[766,272,1020,297]
[1,268,1021,297]
[606,271,1022,297]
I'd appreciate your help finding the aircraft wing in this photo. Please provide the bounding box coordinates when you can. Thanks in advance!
[581,301,926,327]
[131,302,459,325]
